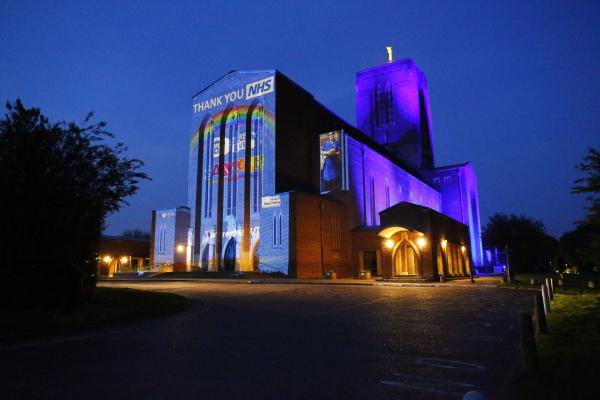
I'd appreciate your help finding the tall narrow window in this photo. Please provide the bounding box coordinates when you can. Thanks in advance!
[374,85,383,128]
[385,82,394,126]
[232,115,238,215]
[370,175,376,226]
[374,83,394,129]
[203,121,214,218]
[226,113,238,216]
[272,215,277,247]
[251,105,264,213]
[277,214,282,247]
[385,180,390,209]
[158,228,166,255]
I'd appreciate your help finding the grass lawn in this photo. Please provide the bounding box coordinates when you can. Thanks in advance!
[512,291,600,399]
[0,287,188,341]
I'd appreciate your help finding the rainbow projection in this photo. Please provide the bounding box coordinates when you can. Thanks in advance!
[188,71,276,271]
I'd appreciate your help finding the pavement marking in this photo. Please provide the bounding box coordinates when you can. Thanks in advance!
[416,357,486,371]
[391,372,475,388]
[467,335,504,342]
[380,380,464,398]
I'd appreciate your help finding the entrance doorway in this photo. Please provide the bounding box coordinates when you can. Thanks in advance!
[201,245,210,271]
[223,239,237,271]
[394,241,419,275]
[363,251,378,276]
[107,258,122,278]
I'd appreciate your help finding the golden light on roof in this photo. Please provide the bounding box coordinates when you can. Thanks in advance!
[386,46,393,63]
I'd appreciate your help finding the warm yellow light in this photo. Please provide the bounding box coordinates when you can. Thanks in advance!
[386,46,393,63]
[441,239,447,249]
[102,255,111,263]
[416,237,427,248]
[176,244,185,253]
[120,256,128,264]
[384,239,395,249]
[461,245,466,253]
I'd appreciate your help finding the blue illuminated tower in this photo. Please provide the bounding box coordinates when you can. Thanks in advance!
[355,58,435,172]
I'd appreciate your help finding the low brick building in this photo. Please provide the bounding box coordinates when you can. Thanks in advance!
[98,236,150,277]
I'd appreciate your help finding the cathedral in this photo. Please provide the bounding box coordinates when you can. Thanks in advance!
[150,57,483,280]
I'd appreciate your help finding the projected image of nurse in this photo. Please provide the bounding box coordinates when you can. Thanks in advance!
[320,131,342,193]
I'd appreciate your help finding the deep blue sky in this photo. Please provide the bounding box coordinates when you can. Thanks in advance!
[1,0,599,238]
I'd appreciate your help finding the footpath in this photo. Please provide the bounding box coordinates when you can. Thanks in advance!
[99,273,502,288]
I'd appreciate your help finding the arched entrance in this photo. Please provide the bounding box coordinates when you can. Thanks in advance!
[437,245,445,276]
[250,240,260,271]
[223,239,237,271]
[201,245,210,271]
[394,240,420,276]
[107,258,122,278]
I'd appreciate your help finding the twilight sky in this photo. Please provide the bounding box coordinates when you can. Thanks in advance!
[1,0,599,238]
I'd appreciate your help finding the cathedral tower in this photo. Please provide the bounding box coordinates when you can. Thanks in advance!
[356,58,435,171]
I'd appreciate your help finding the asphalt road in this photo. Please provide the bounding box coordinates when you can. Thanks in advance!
[2,282,534,400]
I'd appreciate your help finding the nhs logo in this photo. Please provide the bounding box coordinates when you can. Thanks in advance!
[246,76,274,100]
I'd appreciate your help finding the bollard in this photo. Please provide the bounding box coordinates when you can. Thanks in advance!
[558,278,564,287]
[549,277,555,295]
[519,313,537,372]
[541,284,551,314]
[546,277,554,300]
[588,280,595,289]
[533,292,547,334]
[530,278,536,286]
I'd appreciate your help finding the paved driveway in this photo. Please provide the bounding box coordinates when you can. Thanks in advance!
[2,282,533,400]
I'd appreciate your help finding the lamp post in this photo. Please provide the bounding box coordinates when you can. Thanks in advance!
[505,244,511,283]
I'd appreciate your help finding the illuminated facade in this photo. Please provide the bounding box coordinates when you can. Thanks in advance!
[155,59,483,280]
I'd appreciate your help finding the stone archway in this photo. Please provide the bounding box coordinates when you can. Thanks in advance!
[393,240,420,276]
[200,245,210,271]
[250,239,260,271]
[107,258,122,278]
[223,238,237,271]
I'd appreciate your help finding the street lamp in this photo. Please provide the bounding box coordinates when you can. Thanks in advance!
[103,255,111,263]
[416,237,427,249]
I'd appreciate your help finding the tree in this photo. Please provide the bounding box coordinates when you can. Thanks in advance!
[482,213,558,274]
[122,229,150,240]
[0,100,148,308]
[567,147,600,270]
